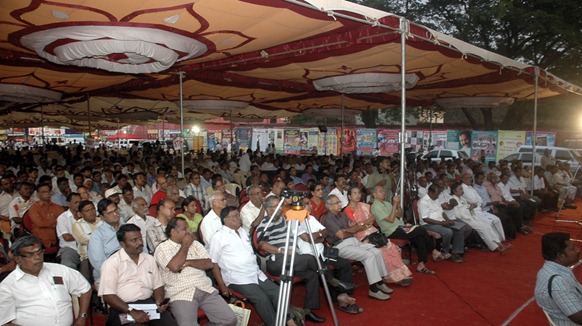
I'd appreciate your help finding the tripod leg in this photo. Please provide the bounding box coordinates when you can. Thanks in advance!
[304,222,340,326]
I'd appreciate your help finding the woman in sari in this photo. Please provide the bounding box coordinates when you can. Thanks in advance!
[309,183,327,220]
[343,186,412,286]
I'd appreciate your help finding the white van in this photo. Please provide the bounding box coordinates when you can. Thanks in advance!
[518,145,581,171]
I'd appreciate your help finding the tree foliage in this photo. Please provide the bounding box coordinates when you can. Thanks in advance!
[353,0,582,130]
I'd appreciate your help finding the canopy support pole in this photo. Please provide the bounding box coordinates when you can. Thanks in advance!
[117,118,120,148]
[87,95,91,137]
[230,110,234,154]
[399,17,409,209]
[341,94,344,159]
[178,71,185,178]
[428,106,433,151]
[531,67,540,195]
[41,105,45,145]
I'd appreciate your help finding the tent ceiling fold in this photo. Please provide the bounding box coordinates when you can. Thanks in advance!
[0,0,579,129]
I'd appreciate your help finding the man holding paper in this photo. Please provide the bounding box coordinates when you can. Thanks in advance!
[99,224,177,326]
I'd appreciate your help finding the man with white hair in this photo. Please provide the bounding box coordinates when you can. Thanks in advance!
[127,197,156,253]
[199,191,227,250]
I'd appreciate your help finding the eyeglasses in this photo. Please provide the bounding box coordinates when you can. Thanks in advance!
[19,249,45,259]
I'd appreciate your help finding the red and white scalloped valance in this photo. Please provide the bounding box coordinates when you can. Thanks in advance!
[20,26,207,74]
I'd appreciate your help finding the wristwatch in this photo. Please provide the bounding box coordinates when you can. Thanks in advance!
[127,307,134,314]
[79,312,88,318]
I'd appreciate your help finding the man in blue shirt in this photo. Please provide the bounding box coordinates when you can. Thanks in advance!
[535,232,582,325]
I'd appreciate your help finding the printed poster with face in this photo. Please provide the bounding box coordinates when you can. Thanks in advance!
[470,131,498,162]
[496,130,526,161]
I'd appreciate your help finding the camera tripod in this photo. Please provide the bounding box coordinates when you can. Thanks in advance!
[258,195,339,326]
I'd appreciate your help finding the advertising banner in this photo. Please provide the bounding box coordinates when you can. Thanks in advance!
[236,128,252,151]
[318,128,338,156]
[356,128,377,156]
[377,129,400,156]
[526,131,556,147]
[341,128,357,154]
[470,131,498,162]
[497,130,526,161]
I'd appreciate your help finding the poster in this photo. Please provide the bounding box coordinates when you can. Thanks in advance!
[422,130,447,150]
[318,128,338,156]
[405,130,424,150]
[356,128,377,156]
[220,130,232,151]
[340,128,357,154]
[274,129,284,153]
[207,130,221,152]
[470,131,498,162]
[446,130,472,156]
[251,128,275,153]
[377,129,400,156]
[236,128,252,151]
[496,130,526,161]
[526,131,556,147]
[283,129,302,154]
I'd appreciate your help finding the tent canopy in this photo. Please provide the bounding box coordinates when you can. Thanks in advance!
[0,0,580,128]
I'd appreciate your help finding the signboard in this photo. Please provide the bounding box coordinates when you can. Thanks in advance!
[497,130,526,161]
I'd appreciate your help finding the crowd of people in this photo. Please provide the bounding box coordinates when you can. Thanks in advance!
[0,143,579,325]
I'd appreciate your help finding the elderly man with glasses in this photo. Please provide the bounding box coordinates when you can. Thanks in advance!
[0,235,92,326]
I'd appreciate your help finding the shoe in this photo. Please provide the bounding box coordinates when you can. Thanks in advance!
[305,312,326,323]
[335,280,355,293]
[368,290,390,300]
[395,278,413,287]
[449,254,464,263]
[377,283,394,294]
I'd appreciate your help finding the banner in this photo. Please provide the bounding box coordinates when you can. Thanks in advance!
[318,128,338,156]
[221,130,232,151]
[405,130,424,150]
[341,128,357,154]
[526,131,556,147]
[497,130,526,161]
[470,131,498,162]
[274,129,284,153]
[307,129,319,152]
[422,130,448,150]
[251,128,273,152]
[377,129,400,156]
[207,130,221,151]
[356,128,377,156]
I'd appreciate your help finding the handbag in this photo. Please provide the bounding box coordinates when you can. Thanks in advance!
[228,300,251,326]
[363,231,388,248]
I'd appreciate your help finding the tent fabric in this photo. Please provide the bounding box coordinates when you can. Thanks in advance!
[0,0,580,129]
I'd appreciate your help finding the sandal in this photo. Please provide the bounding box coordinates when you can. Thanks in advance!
[416,267,436,275]
[432,253,447,262]
[338,304,363,314]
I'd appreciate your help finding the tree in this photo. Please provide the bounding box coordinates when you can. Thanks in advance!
[353,0,582,130]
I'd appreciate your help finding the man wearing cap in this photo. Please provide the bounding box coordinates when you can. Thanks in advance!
[104,187,122,206]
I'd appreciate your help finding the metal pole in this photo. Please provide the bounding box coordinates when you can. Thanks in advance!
[399,17,409,208]
[41,105,45,145]
[230,110,234,154]
[341,94,344,158]
[429,106,433,150]
[178,72,185,178]
[531,67,539,195]
[87,95,91,137]
[117,118,120,148]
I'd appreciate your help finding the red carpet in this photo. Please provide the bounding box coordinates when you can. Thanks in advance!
[89,203,582,325]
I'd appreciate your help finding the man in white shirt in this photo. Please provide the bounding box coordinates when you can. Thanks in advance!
[132,172,153,205]
[56,193,82,270]
[183,171,208,213]
[240,185,264,232]
[0,177,16,241]
[210,206,294,326]
[117,185,136,222]
[328,175,349,209]
[0,235,92,326]
[126,197,156,253]
[238,149,252,173]
[199,191,227,250]
[8,182,37,237]
[419,184,466,263]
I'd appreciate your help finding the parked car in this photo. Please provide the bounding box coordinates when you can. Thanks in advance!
[501,152,543,169]
[518,145,581,172]
[421,149,470,162]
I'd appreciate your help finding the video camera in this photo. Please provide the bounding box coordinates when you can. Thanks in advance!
[280,188,307,211]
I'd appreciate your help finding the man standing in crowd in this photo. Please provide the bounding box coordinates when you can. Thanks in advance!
[28,183,65,259]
